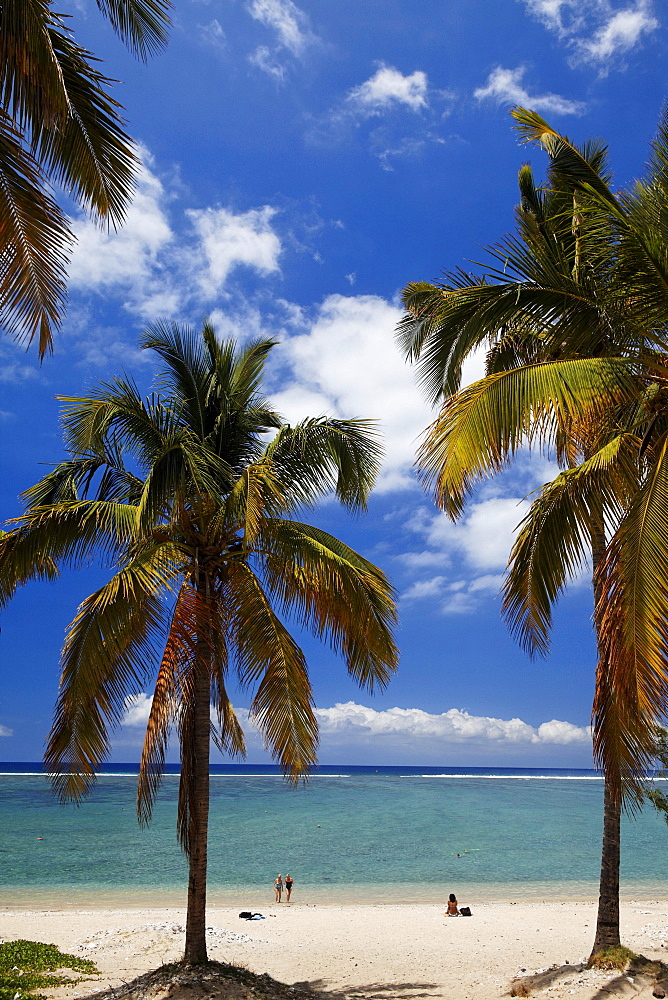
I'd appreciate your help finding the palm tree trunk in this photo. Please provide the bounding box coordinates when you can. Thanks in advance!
[590,776,621,956]
[589,510,621,959]
[184,655,211,964]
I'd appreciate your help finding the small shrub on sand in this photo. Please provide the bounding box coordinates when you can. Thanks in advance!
[0,939,98,1000]
[589,945,637,971]
[510,979,532,997]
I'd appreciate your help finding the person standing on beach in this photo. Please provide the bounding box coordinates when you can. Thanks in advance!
[285,874,294,902]
[274,874,283,902]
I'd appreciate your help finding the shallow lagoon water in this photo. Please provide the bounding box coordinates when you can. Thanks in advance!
[2,764,667,905]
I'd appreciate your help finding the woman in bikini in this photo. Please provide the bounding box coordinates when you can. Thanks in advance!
[274,874,283,902]
[445,893,459,916]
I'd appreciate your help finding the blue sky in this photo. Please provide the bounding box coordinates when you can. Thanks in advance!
[1,0,666,767]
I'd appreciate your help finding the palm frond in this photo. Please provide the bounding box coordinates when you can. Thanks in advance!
[258,518,399,692]
[45,548,173,802]
[266,417,384,512]
[0,0,68,133]
[511,107,621,213]
[503,434,641,656]
[418,357,638,518]
[228,562,318,780]
[38,26,138,225]
[0,527,59,608]
[8,500,141,570]
[595,436,668,800]
[0,107,71,355]
[94,0,171,59]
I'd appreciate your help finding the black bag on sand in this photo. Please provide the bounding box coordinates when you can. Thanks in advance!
[459,906,472,916]
[239,911,253,919]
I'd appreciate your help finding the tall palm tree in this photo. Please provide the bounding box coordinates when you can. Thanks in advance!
[0,0,171,356]
[0,321,399,962]
[397,107,665,956]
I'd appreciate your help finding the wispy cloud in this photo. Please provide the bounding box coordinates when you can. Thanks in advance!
[581,2,659,61]
[309,64,454,168]
[249,45,286,80]
[247,0,316,55]
[474,65,585,115]
[521,0,659,68]
[0,723,13,737]
[246,0,319,78]
[198,19,227,52]
[397,496,534,614]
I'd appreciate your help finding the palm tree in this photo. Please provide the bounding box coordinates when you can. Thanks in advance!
[0,321,399,962]
[0,0,171,356]
[397,107,666,956]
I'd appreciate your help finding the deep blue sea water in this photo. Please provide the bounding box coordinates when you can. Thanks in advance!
[2,763,668,906]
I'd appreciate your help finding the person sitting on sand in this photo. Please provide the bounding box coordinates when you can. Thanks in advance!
[274,874,283,902]
[445,893,459,916]
[285,874,294,902]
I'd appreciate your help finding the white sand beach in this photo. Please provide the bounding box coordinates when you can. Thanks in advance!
[2,900,668,1000]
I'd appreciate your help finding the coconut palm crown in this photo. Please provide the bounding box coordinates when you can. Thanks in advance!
[396,106,668,955]
[0,322,399,961]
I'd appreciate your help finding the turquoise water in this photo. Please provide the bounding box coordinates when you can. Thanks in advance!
[2,764,668,905]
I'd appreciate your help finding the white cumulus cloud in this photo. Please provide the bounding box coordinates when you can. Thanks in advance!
[120,695,592,762]
[187,205,282,297]
[68,151,174,314]
[474,65,585,115]
[68,152,285,326]
[273,293,432,491]
[404,498,531,573]
[347,64,429,114]
[315,702,591,746]
[123,693,153,726]
[0,723,13,737]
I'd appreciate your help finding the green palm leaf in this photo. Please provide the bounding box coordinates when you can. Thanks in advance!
[228,561,318,779]
[258,518,398,692]
[419,357,637,517]
[0,108,71,355]
[503,434,641,656]
[45,548,174,802]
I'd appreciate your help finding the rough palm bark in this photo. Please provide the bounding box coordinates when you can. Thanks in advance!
[184,606,211,964]
[589,511,621,957]
[591,778,621,955]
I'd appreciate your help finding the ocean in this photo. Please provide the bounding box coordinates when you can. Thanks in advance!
[2,763,668,907]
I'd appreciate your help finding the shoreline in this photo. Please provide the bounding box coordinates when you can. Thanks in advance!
[3,882,668,909]
[2,901,668,1000]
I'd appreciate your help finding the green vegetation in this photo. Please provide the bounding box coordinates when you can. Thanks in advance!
[0,939,98,1000]
[0,323,398,964]
[589,945,637,971]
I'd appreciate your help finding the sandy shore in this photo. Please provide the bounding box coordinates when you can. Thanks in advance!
[2,901,668,1000]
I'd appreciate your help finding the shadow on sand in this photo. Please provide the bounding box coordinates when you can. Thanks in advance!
[295,981,442,1000]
